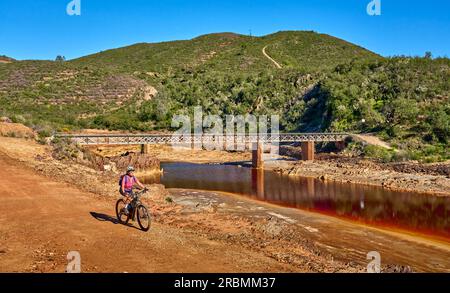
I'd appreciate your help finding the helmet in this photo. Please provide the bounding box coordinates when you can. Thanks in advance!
[127,166,135,173]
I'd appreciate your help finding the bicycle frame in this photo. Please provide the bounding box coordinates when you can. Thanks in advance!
[129,190,147,221]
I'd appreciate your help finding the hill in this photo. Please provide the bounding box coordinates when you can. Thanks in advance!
[0,55,15,64]
[72,31,380,72]
[0,31,448,161]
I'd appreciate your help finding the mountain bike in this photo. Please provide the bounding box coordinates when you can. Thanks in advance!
[116,188,151,232]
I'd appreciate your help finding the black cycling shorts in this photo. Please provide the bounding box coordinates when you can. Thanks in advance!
[119,188,133,197]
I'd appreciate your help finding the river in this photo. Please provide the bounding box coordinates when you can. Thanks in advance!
[142,162,450,241]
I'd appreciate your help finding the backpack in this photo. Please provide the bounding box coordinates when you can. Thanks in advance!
[118,174,125,186]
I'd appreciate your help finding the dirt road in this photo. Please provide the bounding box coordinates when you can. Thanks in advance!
[262,45,282,69]
[353,134,392,149]
[0,156,295,273]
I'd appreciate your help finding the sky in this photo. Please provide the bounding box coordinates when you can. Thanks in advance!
[0,0,449,60]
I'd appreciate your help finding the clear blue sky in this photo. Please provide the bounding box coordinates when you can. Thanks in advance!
[0,0,449,60]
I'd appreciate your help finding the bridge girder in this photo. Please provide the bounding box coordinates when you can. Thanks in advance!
[56,133,350,146]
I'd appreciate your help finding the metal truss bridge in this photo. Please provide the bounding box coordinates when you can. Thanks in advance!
[56,133,350,146]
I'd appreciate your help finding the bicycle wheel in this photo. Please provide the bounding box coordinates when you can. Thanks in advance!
[136,205,151,232]
[115,199,130,224]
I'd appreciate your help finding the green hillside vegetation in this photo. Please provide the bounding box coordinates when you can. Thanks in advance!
[72,31,380,73]
[0,31,448,162]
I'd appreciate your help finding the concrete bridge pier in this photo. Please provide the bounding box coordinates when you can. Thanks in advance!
[251,168,265,199]
[252,142,264,169]
[301,141,315,161]
[141,144,151,155]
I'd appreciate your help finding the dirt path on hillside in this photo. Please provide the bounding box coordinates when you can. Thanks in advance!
[0,155,296,273]
[262,46,282,69]
[353,134,392,149]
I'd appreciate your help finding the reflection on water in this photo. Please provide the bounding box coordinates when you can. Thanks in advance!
[143,162,450,239]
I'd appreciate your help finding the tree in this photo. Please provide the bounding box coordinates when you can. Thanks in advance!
[55,55,66,62]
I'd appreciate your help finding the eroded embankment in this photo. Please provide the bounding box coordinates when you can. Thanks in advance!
[86,149,161,176]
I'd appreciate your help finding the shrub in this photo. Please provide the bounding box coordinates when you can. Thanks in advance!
[363,145,394,163]
[51,138,82,161]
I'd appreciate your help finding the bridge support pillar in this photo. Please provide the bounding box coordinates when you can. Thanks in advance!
[301,141,315,161]
[251,168,265,199]
[335,141,346,151]
[252,143,264,169]
[141,144,151,155]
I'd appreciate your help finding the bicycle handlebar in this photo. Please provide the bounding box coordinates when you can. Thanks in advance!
[133,188,149,197]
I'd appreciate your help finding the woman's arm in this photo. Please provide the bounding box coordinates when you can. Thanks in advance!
[136,178,146,189]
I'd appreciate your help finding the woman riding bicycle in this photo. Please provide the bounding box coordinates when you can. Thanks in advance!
[120,166,147,214]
